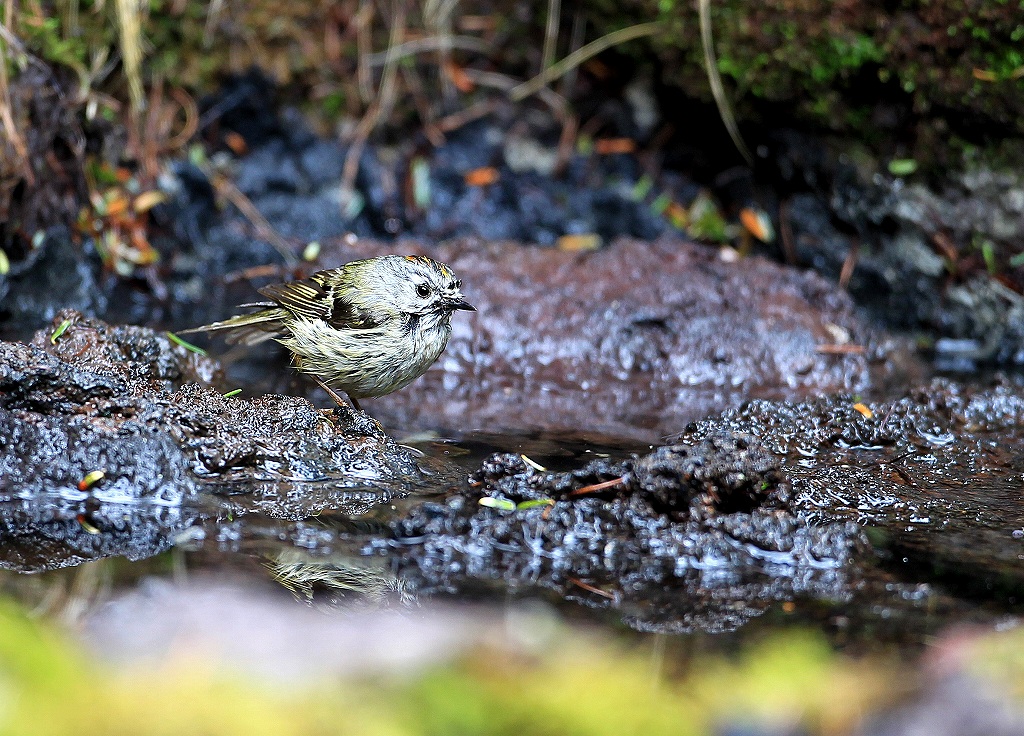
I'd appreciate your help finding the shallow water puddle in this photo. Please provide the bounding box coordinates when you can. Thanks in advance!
[2,420,1021,658]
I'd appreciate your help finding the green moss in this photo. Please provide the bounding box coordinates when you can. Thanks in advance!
[592,0,1024,141]
[0,594,909,736]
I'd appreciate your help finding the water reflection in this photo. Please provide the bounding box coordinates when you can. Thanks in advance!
[2,423,1022,646]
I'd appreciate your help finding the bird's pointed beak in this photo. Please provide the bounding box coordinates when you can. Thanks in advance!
[448,297,476,312]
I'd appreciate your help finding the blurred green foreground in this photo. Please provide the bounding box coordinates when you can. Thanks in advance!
[1,595,1022,736]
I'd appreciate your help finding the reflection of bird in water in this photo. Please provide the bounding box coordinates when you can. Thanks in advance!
[179,255,474,408]
[267,550,414,609]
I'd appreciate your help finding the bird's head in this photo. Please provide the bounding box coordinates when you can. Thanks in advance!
[345,255,475,322]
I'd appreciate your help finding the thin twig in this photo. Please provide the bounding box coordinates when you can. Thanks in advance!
[224,263,294,282]
[839,239,859,289]
[562,10,586,93]
[165,86,199,150]
[779,197,797,265]
[436,98,498,132]
[401,65,444,146]
[698,0,753,165]
[0,23,50,75]
[463,68,577,173]
[0,27,34,185]
[554,111,577,176]
[362,35,490,66]
[568,577,616,599]
[510,22,661,102]
[568,476,626,497]
[209,172,299,264]
[541,0,561,80]
[141,77,164,179]
[815,344,866,355]
[115,0,145,116]
[355,0,374,103]
[423,0,460,103]
[341,0,405,212]
[202,0,225,48]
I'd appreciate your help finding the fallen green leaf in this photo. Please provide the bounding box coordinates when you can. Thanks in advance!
[166,332,208,356]
[516,499,554,510]
[479,497,516,511]
[630,175,653,202]
[887,159,917,176]
[981,240,997,274]
[520,454,547,472]
[50,319,72,344]
[302,241,321,262]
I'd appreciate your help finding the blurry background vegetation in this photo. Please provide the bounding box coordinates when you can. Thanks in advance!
[2,0,1023,255]
[0,595,929,735]
[3,0,1024,158]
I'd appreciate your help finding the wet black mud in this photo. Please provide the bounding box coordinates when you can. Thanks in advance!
[0,311,449,570]
[1,75,1023,656]
[2,311,1022,639]
[379,440,862,634]
[683,379,1024,595]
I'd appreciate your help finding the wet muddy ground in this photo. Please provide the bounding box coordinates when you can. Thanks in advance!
[2,309,1021,643]
[3,77,1024,733]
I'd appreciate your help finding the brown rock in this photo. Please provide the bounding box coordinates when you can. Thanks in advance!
[320,238,916,440]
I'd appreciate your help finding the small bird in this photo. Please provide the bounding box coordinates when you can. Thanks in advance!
[179,255,474,408]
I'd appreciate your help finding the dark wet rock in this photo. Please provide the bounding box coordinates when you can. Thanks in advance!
[680,377,1024,595]
[5,309,219,405]
[304,237,917,440]
[0,313,217,570]
[165,385,411,484]
[0,408,200,504]
[0,311,435,494]
[781,154,1024,367]
[0,311,219,507]
[0,228,105,341]
[380,436,863,634]
[0,311,454,569]
[0,497,200,573]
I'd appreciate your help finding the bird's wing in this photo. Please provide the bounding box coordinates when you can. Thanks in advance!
[260,269,385,331]
[304,268,385,331]
[258,276,334,322]
[327,298,384,330]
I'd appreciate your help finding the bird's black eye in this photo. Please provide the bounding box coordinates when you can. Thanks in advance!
[453,279,461,289]
[416,283,431,298]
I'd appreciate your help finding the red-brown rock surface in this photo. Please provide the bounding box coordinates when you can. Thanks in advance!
[319,238,916,440]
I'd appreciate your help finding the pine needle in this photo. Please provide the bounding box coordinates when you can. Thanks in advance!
[510,22,662,102]
[698,0,753,165]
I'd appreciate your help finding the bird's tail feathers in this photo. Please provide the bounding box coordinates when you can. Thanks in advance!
[176,307,288,346]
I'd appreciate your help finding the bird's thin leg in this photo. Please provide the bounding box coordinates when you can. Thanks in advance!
[313,375,358,410]
[294,354,359,410]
